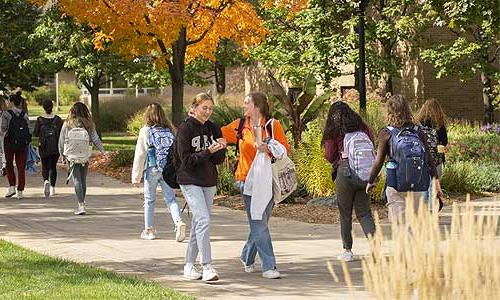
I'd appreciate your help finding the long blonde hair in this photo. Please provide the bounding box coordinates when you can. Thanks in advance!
[143,102,174,131]
[415,98,447,128]
[385,94,413,127]
[66,102,94,132]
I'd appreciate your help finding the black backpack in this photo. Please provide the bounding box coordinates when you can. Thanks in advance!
[39,117,59,155]
[7,110,32,152]
[162,139,180,189]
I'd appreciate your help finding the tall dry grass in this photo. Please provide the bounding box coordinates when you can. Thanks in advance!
[361,196,500,299]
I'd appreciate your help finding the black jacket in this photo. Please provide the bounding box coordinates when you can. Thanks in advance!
[176,117,226,187]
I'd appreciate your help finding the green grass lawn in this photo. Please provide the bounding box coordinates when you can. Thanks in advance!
[31,134,137,152]
[0,240,195,300]
[27,105,72,118]
[102,134,137,151]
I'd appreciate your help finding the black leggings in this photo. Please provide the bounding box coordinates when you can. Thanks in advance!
[41,154,59,186]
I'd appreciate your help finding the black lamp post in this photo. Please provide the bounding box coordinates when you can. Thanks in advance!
[357,0,369,113]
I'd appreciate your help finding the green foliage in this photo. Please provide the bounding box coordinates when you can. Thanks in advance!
[211,98,242,128]
[216,164,240,196]
[0,240,194,300]
[126,108,146,136]
[25,87,56,105]
[102,135,137,151]
[270,73,334,147]
[441,161,500,193]
[0,0,49,92]
[446,122,500,163]
[58,83,80,105]
[109,150,135,168]
[292,120,335,197]
[100,96,161,132]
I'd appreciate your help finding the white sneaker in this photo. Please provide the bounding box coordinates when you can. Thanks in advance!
[43,180,50,198]
[140,228,157,240]
[262,268,281,279]
[16,190,24,199]
[183,264,202,280]
[175,221,186,242]
[5,186,16,198]
[49,186,55,197]
[74,203,86,215]
[240,259,256,273]
[337,250,355,262]
[202,265,219,282]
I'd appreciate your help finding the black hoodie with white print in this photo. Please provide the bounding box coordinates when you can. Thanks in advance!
[176,117,226,187]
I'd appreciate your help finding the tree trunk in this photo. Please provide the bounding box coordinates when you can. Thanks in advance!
[82,78,101,135]
[169,28,187,126]
[214,60,226,94]
[481,72,494,124]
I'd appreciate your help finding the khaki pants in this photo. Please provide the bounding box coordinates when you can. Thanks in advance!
[386,187,426,223]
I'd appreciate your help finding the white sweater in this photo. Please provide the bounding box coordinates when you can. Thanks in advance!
[131,126,151,184]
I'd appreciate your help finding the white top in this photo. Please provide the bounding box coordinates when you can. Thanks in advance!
[131,126,151,184]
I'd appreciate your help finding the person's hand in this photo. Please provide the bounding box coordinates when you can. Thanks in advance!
[435,179,444,199]
[216,138,227,148]
[255,142,269,153]
[208,142,224,154]
[366,182,376,194]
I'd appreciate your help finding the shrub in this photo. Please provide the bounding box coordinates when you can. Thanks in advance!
[216,163,240,196]
[59,83,81,105]
[292,120,335,198]
[447,122,500,163]
[26,86,56,105]
[109,149,135,168]
[440,161,500,193]
[100,96,165,132]
[126,108,147,136]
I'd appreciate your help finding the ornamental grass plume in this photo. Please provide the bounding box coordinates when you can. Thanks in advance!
[362,195,500,299]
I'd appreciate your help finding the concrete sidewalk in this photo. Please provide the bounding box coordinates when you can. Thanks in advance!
[1,168,498,299]
[0,168,373,300]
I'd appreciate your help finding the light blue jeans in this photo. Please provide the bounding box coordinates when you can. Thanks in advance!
[180,184,216,266]
[239,182,276,272]
[424,164,444,209]
[144,167,182,229]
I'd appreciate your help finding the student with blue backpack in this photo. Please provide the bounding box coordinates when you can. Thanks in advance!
[322,101,376,262]
[366,95,443,223]
[131,103,186,242]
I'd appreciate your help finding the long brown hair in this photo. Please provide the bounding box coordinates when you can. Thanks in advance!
[415,98,447,128]
[246,92,270,117]
[66,102,95,132]
[143,102,174,131]
[385,94,413,127]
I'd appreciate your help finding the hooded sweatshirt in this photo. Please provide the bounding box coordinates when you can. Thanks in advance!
[176,117,226,187]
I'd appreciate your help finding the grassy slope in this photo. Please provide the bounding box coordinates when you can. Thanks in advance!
[0,240,195,300]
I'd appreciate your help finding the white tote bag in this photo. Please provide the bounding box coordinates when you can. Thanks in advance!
[271,154,298,204]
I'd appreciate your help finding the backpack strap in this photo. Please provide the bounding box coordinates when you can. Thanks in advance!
[264,116,274,139]
[234,117,246,157]
[386,126,398,160]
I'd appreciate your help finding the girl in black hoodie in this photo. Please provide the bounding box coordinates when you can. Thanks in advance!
[177,93,226,282]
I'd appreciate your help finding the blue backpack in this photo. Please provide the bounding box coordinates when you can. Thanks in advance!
[387,126,430,192]
[148,127,175,169]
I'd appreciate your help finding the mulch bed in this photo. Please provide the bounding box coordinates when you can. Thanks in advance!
[89,153,496,225]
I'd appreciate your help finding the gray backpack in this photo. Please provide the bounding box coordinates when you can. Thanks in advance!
[343,131,375,182]
[63,127,90,164]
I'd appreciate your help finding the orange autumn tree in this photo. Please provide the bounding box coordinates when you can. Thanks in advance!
[37,0,267,124]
